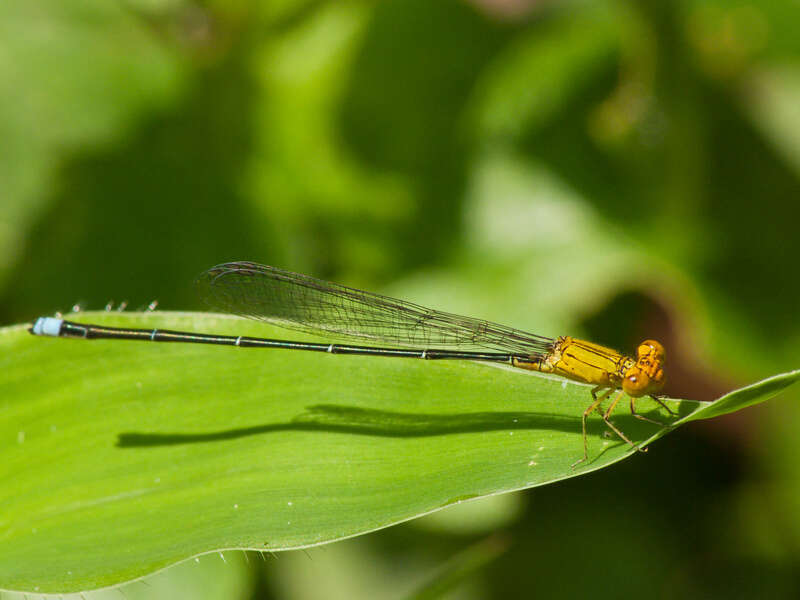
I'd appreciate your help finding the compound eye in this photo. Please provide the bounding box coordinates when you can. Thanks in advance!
[637,340,665,362]
[623,371,651,397]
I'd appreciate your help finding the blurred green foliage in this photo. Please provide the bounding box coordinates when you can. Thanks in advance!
[2,0,800,598]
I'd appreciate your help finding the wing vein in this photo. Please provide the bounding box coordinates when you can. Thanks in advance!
[197,262,554,355]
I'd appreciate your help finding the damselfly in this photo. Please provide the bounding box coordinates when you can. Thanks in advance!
[29,262,674,465]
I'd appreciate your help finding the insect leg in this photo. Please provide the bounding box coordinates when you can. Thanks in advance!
[602,391,644,453]
[649,394,677,417]
[630,396,664,425]
[571,386,613,469]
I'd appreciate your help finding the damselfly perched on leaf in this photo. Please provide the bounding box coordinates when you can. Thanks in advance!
[30,262,675,465]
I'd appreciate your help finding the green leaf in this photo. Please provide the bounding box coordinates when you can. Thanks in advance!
[1,312,797,593]
[680,369,800,422]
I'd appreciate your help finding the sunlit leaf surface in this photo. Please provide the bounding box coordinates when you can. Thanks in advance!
[1,312,797,593]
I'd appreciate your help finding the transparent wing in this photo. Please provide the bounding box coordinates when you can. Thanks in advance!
[197,262,554,355]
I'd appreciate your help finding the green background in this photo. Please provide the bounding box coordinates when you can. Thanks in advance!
[2,0,800,598]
